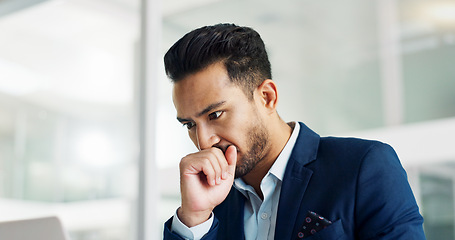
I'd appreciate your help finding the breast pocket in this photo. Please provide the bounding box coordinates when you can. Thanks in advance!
[299,219,345,240]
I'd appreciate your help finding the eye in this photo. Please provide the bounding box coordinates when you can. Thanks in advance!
[182,121,196,130]
[208,111,223,120]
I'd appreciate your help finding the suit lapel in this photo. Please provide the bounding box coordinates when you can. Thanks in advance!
[275,122,320,240]
[228,190,245,239]
[275,160,313,239]
[214,187,246,239]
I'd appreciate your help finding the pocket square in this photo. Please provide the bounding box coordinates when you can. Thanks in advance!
[297,211,332,239]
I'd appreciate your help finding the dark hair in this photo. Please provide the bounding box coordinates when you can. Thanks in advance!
[164,23,272,98]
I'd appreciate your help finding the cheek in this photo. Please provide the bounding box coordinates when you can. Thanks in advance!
[226,111,255,139]
[188,131,198,148]
[225,127,250,150]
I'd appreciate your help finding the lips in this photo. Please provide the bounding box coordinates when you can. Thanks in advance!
[214,145,229,154]
[214,144,237,155]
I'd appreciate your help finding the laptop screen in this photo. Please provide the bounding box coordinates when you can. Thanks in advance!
[0,216,70,240]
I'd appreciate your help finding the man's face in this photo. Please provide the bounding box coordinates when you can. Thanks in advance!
[172,62,270,178]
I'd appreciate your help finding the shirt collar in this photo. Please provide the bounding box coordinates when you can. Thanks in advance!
[269,122,299,181]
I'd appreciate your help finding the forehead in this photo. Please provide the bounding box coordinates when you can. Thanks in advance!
[174,62,230,94]
[172,63,244,117]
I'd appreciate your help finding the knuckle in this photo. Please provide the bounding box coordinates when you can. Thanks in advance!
[179,154,192,165]
[202,157,212,165]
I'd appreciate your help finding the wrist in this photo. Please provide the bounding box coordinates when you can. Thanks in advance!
[177,207,212,227]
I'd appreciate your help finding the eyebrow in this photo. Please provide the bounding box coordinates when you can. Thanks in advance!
[177,101,226,123]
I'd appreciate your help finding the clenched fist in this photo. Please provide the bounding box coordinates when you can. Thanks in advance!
[177,145,237,227]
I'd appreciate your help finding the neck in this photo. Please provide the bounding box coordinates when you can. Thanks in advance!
[241,119,293,199]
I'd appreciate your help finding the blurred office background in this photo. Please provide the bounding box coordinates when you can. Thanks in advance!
[0,0,454,239]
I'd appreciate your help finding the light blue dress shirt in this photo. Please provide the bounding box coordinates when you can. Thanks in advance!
[171,122,299,240]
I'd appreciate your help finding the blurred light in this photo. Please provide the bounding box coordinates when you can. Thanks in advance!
[0,58,49,95]
[424,2,455,24]
[74,131,116,167]
[51,49,132,105]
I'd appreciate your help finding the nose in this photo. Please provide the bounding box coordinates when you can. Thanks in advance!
[195,125,220,150]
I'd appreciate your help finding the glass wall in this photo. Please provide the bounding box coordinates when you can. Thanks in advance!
[420,165,455,240]
[400,0,455,123]
[0,0,139,239]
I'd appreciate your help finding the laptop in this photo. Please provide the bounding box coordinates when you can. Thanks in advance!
[0,216,70,240]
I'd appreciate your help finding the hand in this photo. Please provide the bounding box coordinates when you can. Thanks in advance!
[177,145,237,227]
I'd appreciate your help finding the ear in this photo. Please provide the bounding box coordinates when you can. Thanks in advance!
[255,79,278,112]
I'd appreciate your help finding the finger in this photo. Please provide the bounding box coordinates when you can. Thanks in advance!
[207,150,223,185]
[224,145,237,176]
[199,158,217,186]
[180,154,217,186]
[211,148,229,180]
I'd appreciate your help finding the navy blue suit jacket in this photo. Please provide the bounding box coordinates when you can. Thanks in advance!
[164,122,426,239]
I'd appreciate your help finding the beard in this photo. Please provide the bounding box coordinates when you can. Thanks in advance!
[234,122,270,178]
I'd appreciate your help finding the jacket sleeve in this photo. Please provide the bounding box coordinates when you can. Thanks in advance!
[355,142,426,239]
[163,216,220,240]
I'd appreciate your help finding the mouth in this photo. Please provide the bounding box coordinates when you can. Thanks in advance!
[217,145,229,154]
[214,144,236,155]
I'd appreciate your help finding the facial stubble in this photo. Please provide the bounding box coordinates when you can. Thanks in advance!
[234,123,270,178]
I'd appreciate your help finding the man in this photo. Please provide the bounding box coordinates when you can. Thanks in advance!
[163,23,426,240]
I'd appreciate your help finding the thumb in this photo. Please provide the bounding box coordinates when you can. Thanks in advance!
[225,145,237,169]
